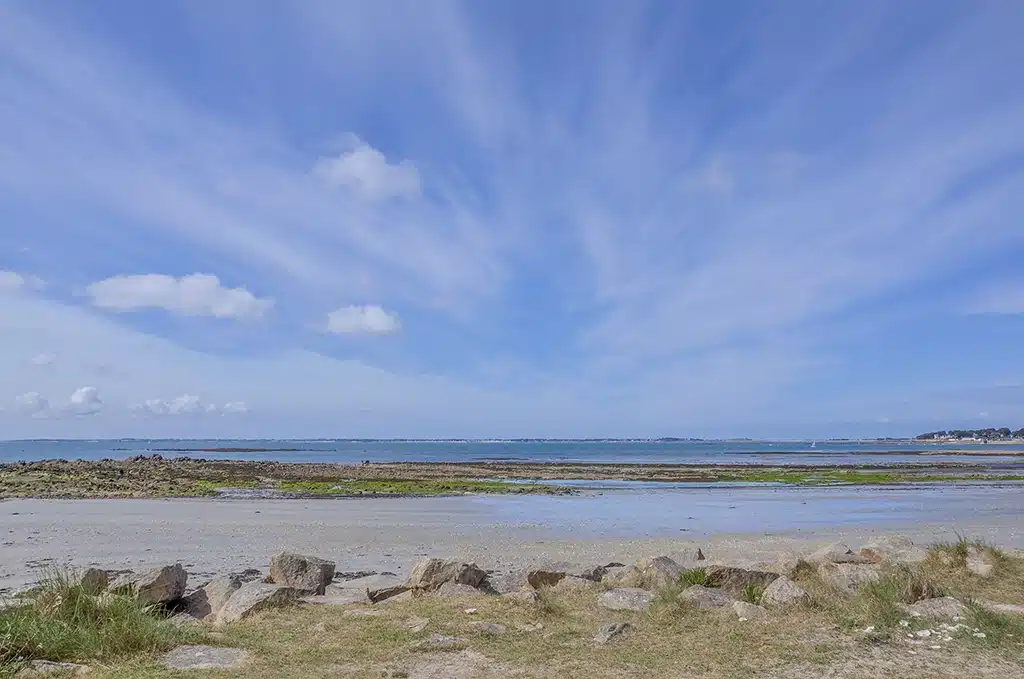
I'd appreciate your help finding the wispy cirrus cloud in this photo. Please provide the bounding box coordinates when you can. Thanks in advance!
[0,1,1022,437]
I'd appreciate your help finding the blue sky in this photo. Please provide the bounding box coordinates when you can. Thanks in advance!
[1,0,1023,439]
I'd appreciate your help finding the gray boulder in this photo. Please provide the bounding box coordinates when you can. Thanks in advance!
[161,646,251,670]
[704,566,779,596]
[269,552,335,595]
[598,588,655,612]
[503,589,540,604]
[406,558,486,591]
[594,622,631,645]
[69,567,108,594]
[678,585,735,609]
[217,582,296,624]
[526,569,567,589]
[635,556,684,589]
[760,576,809,609]
[817,563,881,592]
[903,596,967,620]
[110,564,187,605]
[486,569,530,594]
[183,574,242,621]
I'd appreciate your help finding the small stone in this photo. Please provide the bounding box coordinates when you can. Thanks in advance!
[464,608,478,614]
[161,646,251,670]
[468,621,506,635]
[516,622,544,632]
[863,626,875,634]
[410,633,467,651]
[973,632,987,638]
[899,620,910,627]
[15,660,90,677]
[401,616,430,632]
[598,588,655,612]
[929,645,942,650]
[733,601,767,620]
[594,622,631,645]
[916,629,932,638]
[678,585,734,610]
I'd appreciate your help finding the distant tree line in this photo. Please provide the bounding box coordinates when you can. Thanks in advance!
[916,427,1024,440]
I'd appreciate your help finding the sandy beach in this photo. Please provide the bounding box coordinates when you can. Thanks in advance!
[4,485,1023,593]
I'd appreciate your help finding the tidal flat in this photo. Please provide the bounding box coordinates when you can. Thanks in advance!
[2,457,1024,499]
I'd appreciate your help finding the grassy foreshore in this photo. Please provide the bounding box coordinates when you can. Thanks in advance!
[2,457,1023,499]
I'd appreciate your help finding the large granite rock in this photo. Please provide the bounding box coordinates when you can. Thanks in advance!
[704,566,779,596]
[183,574,242,621]
[678,585,735,610]
[110,564,187,605]
[598,588,655,612]
[635,556,684,589]
[14,660,91,677]
[817,563,881,592]
[406,558,487,591]
[69,567,108,594]
[217,582,296,624]
[269,552,335,595]
[760,576,809,609]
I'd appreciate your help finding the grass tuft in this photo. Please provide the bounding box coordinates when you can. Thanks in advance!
[0,571,201,677]
[740,584,764,606]
[679,568,708,587]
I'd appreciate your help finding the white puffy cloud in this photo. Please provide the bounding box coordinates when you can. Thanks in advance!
[222,401,249,414]
[29,353,56,366]
[313,138,422,201]
[16,391,49,416]
[325,305,401,335]
[85,273,272,319]
[132,394,249,417]
[0,271,44,293]
[69,386,102,415]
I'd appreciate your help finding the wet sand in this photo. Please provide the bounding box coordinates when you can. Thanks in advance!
[3,484,1022,593]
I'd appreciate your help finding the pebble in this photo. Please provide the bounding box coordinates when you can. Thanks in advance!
[973,632,987,638]
[862,626,875,633]
[916,630,932,638]
[464,608,477,615]
[899,620,910,627]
